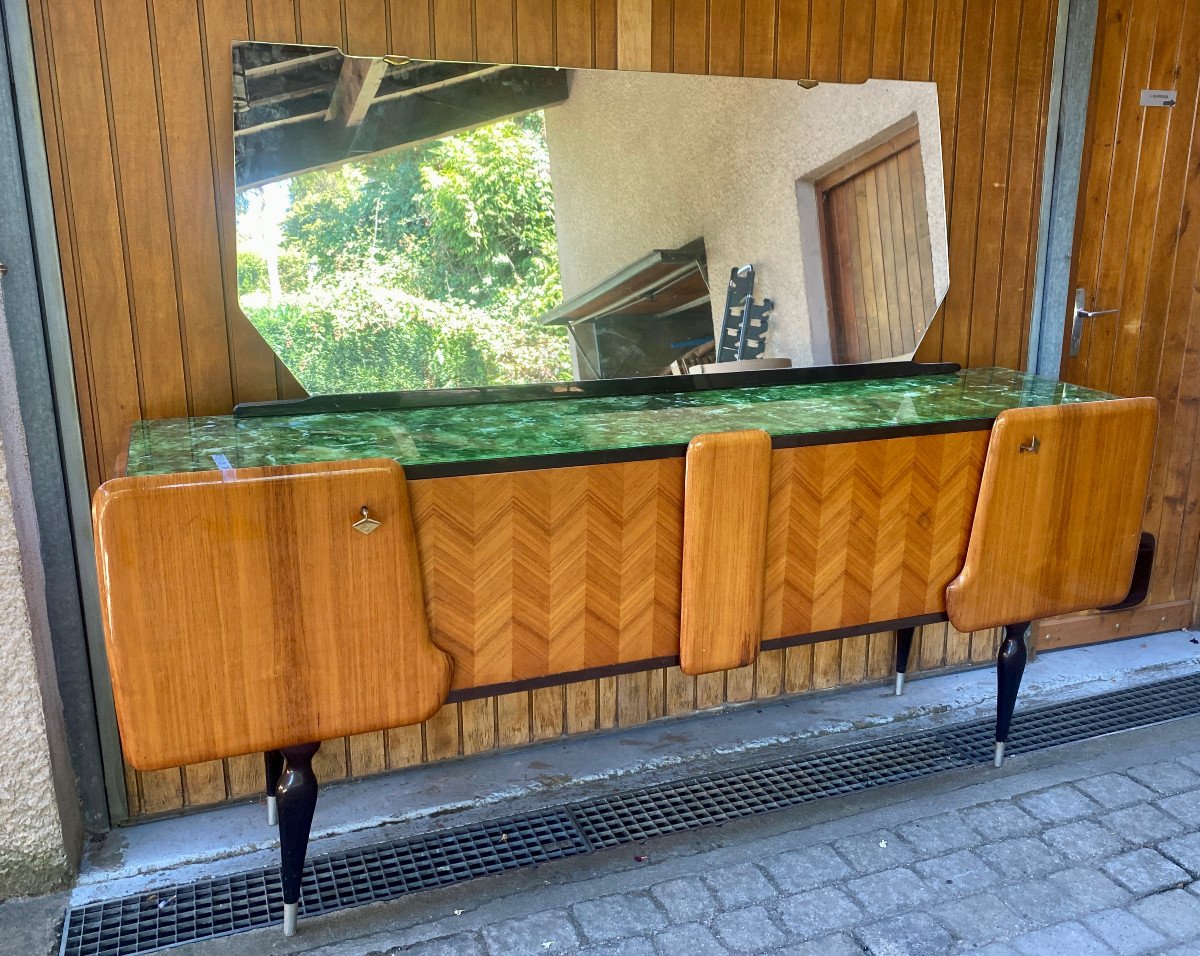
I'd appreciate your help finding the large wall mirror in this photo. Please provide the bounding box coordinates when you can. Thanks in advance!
[234,43,948,396]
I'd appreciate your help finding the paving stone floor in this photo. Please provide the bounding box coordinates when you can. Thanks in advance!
[15,701,1200,956]
[164,711,1200,956]
[363,755,1200,956]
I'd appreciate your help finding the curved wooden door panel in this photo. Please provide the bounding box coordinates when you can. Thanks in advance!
[92,459,452,770]
[946,399,1158,633]
[679,430,773,676]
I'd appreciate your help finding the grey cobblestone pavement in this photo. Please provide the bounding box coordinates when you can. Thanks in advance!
[20,710,1200,956]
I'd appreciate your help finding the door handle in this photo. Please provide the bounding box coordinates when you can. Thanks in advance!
[1070,288,1119,358]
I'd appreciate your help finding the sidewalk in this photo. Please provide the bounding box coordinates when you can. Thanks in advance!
[9,636,1200,956]
[185,701,1200,955]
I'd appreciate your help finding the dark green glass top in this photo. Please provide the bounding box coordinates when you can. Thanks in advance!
[122,368,1118,477]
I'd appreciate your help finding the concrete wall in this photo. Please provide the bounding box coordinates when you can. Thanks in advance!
[0,284,77,896]
[544,71,947,366]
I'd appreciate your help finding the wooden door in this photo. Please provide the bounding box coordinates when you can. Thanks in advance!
[817,125,937,363]
[1038,0,1200,650]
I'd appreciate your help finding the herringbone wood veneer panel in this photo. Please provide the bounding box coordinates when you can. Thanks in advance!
[762,432,989,639]
[409,458,685,690]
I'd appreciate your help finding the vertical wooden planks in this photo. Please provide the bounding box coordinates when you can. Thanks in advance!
[618,0,654,70]
[776,0,809,79]
[32,0,1078,816]
[566,679,598,732]
[344,0,392,56]
[101,0,190,423]
[707,0,742,75]
[595,0,619,68]
[516,0,556,64]
[807,0,840,80]
[183,761,226,806]
[477,0,518,61]
[993,0,1055,370]
[151,0,235,417]
[392,0,435,55]
[298,0,344,46]
[249,0,299,40]
[348,732,388,775]
[433,0,476,60]
[1056,0,1200,627]
[38,0,142,482]
[557,0,595,67]
[671,0,707,74]
[964,1,1022,370]
[937,0,994,366]
[533,686,565,738]
[870,0,903,79]
[743,0,777,77]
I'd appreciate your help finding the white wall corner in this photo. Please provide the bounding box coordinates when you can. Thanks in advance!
[0,283,81,896]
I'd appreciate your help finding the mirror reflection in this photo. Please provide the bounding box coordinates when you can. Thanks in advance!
[234,43,948,395]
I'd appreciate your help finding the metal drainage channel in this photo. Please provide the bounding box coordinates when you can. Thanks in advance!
[62,671,1200,956]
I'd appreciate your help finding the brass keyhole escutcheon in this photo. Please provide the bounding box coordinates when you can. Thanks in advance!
[353,505,381,535]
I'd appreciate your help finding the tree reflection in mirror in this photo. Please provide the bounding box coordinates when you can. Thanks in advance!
[233,43,949,395]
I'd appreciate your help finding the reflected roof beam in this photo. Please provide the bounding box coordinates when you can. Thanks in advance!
[326,57,390,128]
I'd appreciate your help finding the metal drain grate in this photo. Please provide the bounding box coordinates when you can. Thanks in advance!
[62,671,1200,956]
[60,809,587,956]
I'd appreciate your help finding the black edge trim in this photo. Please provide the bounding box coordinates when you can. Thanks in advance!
[234,361,963,417]
[445,613,948,703]
[1102,532,1156,612]
[404,418,994,480]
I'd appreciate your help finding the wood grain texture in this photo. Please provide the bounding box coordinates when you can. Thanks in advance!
[28,0,1060,489]
[679,430,772,675]
[1032,600,1194,652]
[762,431,989,638]
[409,458,685,689]
[27,0,1074,815]
[946,399,1159,633]
[817,126,936,363]
[1060,0,1200,634]
[92,459,453,769]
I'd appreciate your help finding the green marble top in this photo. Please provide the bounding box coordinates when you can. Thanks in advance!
[122,368,1118,477]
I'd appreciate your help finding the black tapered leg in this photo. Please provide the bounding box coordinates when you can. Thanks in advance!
[277,742,320,936]
[994,623,1029,768]
[264,750,284,826]
[894,626,916,696]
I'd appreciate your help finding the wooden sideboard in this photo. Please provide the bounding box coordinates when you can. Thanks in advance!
[92,365,1158,935]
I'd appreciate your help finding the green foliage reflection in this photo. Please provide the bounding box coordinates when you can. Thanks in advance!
[237,112,570,393]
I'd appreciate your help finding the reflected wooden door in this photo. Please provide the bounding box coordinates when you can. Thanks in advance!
[1042,0,1200,649]
[816,125,937,363]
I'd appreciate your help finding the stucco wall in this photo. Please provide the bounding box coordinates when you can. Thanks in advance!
[544,72,948,366]
[0,285,75,896]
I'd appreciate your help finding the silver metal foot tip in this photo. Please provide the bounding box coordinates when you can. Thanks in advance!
[283,902,298,937]
[894,673,906,696]
[993,741,1006,768]
[267,795,278,827]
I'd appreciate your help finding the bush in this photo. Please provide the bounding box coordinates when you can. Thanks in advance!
[237,251,268,297]
[241,111,570,392]
[245,260,570,393]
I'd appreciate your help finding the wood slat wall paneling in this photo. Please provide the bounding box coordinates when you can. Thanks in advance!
[27,0,1061,817]
[1054,0,1200,640]
[30,0,1060,479]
